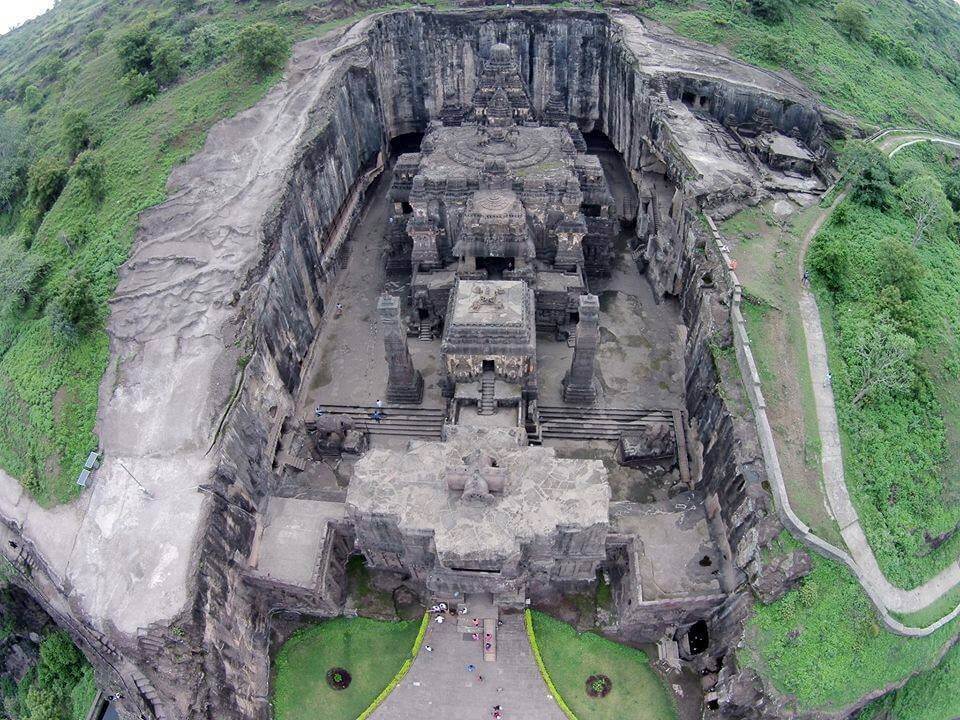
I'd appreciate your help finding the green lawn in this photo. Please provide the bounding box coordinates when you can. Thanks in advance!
[271,616,421,720]
[530,611,677,720]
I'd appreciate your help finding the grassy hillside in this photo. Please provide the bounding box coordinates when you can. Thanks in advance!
[0,0,391,505]
[743,547,958,713]
[803,143,960,587]
[644,0,960,133]
[857,638,960,720]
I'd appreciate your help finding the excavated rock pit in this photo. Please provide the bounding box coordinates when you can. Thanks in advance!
[0,8,853,720]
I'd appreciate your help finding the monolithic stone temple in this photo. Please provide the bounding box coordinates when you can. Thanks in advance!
[384,42,616,414]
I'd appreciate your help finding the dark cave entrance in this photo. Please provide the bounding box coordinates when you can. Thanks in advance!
[390,131,424,155]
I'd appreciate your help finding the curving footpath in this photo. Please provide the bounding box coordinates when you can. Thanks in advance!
[792,130,960,632]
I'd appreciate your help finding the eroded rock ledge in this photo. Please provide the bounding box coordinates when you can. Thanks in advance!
[0,8,858,719]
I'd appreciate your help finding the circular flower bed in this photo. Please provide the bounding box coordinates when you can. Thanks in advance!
[585,673,612,698]
[326,667,352,690]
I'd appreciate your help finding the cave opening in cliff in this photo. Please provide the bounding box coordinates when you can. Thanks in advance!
[390,131,424,155]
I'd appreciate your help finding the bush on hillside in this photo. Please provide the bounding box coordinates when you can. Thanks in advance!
[875,237,924,303]
[835,0,869,41]
[27,156,68,214]
[115,23,182,101]
[809,235,850,294]
[116,22,157,76]
[121,70,159,105]
[236,22,289,75]
[151,36,184,87]
[749,0,789,24]
[188,24,226,69]
[840,140,894,208]
[22,84,43,112]
[71,150,105,202]
[0,242,47,314]
[34,55,64,84]
[48,269,98,340]
[0,115,29,211]
[61,110,96,160]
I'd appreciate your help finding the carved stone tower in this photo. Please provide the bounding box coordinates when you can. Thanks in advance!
[378,293,424,403]
[563,294,600,404]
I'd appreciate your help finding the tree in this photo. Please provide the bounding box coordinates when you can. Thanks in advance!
[0,242,47,314]
[48,270,98,339]
[27,156,68,214]
[83,28,106,51]
[749,0,789,23]
[71,150,106,201]
[0,115,29,211]
[839,140,893,208]
[115,23,157,76]
[151,36,184,87]
[898,175,952,245]
[61,110,95,159]
[122,70,159,105]
[875,237,924,302]
[843,319,916,406]
[835,0,869,41]
[236,22,290,75]
[944,173,960,212]
[810,234,850,294]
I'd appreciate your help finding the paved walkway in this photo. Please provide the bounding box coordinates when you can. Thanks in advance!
[795,132,960,619]
[372,596,566,720]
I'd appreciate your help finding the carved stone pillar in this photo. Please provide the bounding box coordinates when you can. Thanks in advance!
[378,294,424,403]
[563,294,600,404]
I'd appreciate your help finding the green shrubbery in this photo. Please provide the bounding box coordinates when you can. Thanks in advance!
[808,143,960,586]
[743,555,958,711]
[236,22,290,75]
[6,631,95,720]
[115,22,184,104]
[26,157,68,215]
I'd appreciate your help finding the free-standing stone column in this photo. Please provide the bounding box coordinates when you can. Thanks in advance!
[563,294,600,404]
[378,294,424,403]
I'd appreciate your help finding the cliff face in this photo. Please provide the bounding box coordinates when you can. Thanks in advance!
[0,9,841,720]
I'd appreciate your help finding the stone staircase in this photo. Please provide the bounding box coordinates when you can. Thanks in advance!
[537,405,675,441]
[479,371,496,415]
[313,403,445,439]
[418,319,433,341]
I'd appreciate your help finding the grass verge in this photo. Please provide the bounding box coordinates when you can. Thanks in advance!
[271,615,421,720]
[528,610,678,720]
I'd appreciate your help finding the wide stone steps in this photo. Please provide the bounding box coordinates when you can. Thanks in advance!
[313,404,445,439]
[537,405,675,440]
